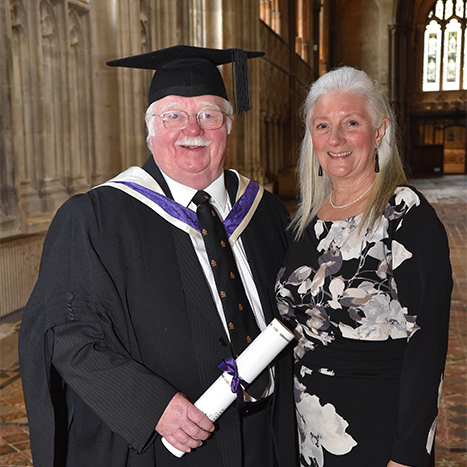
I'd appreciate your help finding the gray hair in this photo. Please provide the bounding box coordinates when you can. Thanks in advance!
[145,98,234,149]
[292,66,406,238]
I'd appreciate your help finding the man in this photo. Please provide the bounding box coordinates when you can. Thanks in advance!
[19,45,296,467]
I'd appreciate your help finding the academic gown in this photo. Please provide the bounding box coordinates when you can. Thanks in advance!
[18,157,297,467]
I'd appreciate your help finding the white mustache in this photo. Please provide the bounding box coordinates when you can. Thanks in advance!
[176,136,212,148]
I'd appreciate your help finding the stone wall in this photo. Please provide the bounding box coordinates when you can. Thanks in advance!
[332,0,394,87]
[1,0,100,318]
[6,1,451,318]
[0,0,315,317]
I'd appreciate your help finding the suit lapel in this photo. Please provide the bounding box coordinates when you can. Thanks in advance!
[142,158,274,328]
[142,157,172,198]
[143,157,227,335]
[225,171,275,325]
[171,227,227,335]
[242,226,276,324]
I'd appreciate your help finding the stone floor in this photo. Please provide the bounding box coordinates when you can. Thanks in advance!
[0,174,466,467]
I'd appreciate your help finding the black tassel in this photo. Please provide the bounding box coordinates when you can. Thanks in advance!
[231,49,250,114]
[375,150,380,173]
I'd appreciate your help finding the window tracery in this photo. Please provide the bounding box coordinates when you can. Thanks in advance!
[423,0,466,91]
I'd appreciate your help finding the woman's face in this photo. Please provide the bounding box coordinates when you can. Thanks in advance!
[309,92,388,185]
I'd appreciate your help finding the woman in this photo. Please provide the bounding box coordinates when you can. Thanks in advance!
[275,66,452,467]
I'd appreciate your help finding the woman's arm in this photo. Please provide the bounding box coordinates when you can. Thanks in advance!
[389,188,452,465]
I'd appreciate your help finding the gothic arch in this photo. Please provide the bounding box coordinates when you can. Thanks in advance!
[392,0,466,175]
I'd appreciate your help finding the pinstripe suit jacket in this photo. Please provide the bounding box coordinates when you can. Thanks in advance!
[19,157,297,467]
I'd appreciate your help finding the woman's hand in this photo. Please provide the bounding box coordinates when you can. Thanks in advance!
[387,461,411,467]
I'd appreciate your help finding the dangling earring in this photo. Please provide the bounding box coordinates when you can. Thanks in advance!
[318,165,323,177]
[375,149,380,173]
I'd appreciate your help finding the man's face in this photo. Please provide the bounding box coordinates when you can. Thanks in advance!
[146,95,232,190]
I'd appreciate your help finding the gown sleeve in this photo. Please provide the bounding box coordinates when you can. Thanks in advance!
[389,189,452,466]
[19,192,178,456]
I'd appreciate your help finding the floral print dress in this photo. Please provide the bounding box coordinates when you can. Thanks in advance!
[276,186,452,467]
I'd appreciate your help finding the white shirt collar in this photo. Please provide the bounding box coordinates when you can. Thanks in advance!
[160,170,228,213]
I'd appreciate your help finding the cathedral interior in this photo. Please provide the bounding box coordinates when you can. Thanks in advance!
[0,0,466,465]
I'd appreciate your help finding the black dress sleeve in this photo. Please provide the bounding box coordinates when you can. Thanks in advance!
[389,189,452,466]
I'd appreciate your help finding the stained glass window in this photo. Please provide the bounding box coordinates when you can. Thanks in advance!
[422,0,466,91]
[443,19,462,89]
[260,0,281,36]
[436,0,444,18]
[424,21,442,90]
[456,0,464,16]
[445,0,453,18]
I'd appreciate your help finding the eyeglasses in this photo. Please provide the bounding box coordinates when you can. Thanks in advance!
[153,109,228,131]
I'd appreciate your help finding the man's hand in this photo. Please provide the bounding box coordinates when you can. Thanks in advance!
[387,461,411,467]
[156,392,214,452]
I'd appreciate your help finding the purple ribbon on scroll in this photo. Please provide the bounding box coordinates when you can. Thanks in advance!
[218,357,249,408]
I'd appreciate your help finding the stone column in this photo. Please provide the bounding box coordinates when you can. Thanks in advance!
[389,21,411,161]
[89,0,126,183]
[65,2,93,194]
[0,0,17,236]
[220,0,264,183]
[8,1,42,223]
[38,1,69,212]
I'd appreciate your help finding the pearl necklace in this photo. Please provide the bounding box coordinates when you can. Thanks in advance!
[329,183,374,209]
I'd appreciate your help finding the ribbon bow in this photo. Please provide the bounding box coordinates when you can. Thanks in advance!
[218,357,249,408]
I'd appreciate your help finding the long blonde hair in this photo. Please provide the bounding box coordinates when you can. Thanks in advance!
[291,66,407,239]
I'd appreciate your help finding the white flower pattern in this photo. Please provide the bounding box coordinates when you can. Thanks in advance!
[276,187,425,466]
[295,378,357,467]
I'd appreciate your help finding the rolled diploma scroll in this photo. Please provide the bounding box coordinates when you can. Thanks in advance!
[161,318,294,457]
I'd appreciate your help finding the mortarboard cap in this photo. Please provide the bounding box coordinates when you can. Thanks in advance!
[106,45,264,113]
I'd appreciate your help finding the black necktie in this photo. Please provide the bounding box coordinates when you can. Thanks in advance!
[192,190,268,399]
